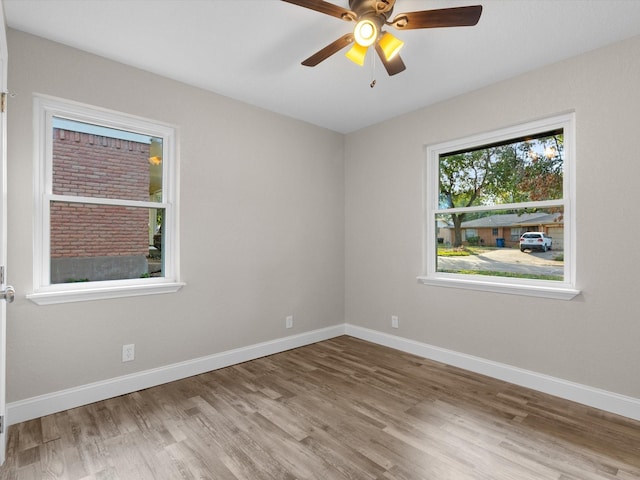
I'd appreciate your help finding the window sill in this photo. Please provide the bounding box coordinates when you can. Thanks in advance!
[417,276,580,300]
[26,281,185,305]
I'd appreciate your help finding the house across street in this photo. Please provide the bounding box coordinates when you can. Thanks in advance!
[438,212,564,249]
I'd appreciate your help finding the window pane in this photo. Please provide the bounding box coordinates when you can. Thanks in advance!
[52,117,163,202]
[436,208,564,281]
[439,130,563,209]
[50,201,165,284]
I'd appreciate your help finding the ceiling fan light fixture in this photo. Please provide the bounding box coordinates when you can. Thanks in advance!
[378,32,404,61]
[353,18,378,47]
[282,0,483,77]
[345,42,368,66]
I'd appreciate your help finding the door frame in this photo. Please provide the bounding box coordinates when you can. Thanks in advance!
[0,0,9,465]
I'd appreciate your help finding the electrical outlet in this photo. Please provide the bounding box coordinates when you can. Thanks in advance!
[391,315,399,329]
[285,315,294,329]
[122,344,135,362]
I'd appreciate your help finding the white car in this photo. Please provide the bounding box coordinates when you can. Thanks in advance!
[520,232,552,252]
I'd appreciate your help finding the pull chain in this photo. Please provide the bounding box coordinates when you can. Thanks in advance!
[370,50,377,88]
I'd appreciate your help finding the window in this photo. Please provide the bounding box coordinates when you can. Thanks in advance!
[464,228,479,245]
[510,227,524,242]
[28,95,183,304]
[419,114,578,300]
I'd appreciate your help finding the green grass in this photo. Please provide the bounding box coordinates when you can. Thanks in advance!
[437,248,470,257]
[437,246,497,257]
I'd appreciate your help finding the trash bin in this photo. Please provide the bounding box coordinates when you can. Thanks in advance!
[496,238,505,248]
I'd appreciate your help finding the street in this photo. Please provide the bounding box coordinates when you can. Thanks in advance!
[437,248,564,277]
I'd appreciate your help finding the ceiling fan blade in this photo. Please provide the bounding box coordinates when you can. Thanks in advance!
[281,0,355,21]
[375,43,406,76]
[391,5,482,30]
[302,33,355,67]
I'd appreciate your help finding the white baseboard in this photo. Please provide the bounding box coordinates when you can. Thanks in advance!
[7,323,640,426]
[6,324,347,426]
[345,324,640,422]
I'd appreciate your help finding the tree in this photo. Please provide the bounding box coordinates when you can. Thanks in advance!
[439,133,563,247]
[518,134,564,202]
[439,146,513,246]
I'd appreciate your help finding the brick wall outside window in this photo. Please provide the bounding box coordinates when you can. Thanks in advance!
[51,128,151,259]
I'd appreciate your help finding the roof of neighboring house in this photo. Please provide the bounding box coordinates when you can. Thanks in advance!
[451,212,563,229]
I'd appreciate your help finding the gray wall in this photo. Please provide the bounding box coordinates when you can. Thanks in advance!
[6,29,345,402]
[345,35,640,399]
[7,27,640,406]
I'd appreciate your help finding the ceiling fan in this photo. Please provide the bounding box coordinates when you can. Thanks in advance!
[282,0,482,76]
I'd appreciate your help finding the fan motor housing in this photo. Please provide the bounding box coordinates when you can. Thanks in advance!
[349,0,395,21]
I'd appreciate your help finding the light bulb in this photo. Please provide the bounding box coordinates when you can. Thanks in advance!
[544,146,557,158]
[354,19,378,47]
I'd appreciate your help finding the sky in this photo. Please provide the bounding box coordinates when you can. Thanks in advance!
[53,117,156,144]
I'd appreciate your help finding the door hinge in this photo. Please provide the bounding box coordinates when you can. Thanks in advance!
[0,92,6,113]
[0,266,4,285]
[0,416,4,434]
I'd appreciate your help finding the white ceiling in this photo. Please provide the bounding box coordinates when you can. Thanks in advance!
[5,0,640,133]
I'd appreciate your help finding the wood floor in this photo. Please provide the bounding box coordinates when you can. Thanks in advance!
[1,336,639,479]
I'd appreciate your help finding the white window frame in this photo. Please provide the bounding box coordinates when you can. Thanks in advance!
[27,94,184,305]
[419,113,579,300]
